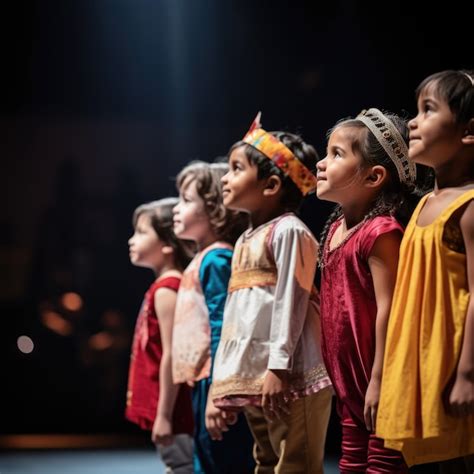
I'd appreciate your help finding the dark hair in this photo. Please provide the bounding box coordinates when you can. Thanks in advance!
[176,161,248,245]
[415,69,474,124]
[133,197,195,270]
[318,111,433,265]
[228,131,319,212]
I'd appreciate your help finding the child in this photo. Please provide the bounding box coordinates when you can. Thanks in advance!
[316,108,428,473]
[377,70,474,472]
[171,161,255,474]
[210,115,333,474]
[126,198,195,474]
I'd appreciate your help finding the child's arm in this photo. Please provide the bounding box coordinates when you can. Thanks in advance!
[365,230,402,432]
[263,223,318,420]
[448,200,474,417]
[205,392,236,441]
[200,249,236,438]
[152,287,180,446]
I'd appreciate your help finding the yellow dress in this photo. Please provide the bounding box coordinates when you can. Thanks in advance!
[377,190,474,466]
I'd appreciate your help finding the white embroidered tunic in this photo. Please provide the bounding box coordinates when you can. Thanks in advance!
[211,213,331,407]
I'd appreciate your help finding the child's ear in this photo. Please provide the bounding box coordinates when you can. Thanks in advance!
[365,165,387,188]
[461,118,474,145]
[262,175,282,196]
[161,244,174,256]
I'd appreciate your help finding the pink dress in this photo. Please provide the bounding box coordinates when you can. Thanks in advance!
[320,215,403,425]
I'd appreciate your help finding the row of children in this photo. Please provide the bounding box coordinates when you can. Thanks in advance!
[124,69,474,473]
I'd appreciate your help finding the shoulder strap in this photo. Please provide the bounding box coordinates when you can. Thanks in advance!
[153,276,180,292]
[438,189,474,223]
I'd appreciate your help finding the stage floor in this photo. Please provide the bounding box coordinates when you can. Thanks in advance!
[0,448,339,473]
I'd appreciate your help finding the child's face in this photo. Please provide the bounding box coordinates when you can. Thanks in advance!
[221,146,266,213]
[128,213,165,270]
[316,126,367,205]
[408,85,465,168]
[173,177,212,244]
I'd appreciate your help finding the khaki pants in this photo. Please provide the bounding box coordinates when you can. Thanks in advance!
[244,387,332,474]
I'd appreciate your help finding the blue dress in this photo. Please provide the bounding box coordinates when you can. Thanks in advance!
[192,248,255,474]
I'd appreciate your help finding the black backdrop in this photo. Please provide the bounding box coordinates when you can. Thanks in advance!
[1,0,471,448]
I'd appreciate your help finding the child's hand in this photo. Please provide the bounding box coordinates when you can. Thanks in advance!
[364,377,381,432]
[448,371,474,417]
[261,369,290,421]
[205,396,230,441]
[151,415,174,446]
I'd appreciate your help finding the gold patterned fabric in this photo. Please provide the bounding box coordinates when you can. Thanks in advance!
[211,213,332,408]
[228,219,277,292]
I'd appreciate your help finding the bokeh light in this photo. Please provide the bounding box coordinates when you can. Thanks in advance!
[60,292,83,311]
[17,335,34,354]
[41,310,73,336]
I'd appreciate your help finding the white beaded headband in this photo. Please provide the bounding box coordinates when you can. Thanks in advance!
[356,108,416,185]
[462,72,474,86]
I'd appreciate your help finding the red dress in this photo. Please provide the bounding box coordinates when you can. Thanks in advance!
[320,216,403,425]
[126,276,193,434]
[320,216,407,473]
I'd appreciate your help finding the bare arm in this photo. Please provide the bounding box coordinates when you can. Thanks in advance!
[365,230,402,432]
[449,200,474,417]
[152,287,180,445]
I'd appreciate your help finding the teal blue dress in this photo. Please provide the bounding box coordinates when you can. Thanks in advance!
[193,248,255,474]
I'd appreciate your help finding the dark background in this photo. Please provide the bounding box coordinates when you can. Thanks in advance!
[1,0,471,451]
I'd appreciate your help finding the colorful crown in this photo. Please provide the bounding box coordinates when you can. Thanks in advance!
[356,108,416,185]
[242,113,317,195]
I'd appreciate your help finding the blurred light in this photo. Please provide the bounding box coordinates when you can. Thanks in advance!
[17,335,34,354]
[61,292,83,311]
[102,309,124,328]
[41,310,73,336]
[89,332,113,351]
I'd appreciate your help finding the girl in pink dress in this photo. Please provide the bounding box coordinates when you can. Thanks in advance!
[316,108,431,473]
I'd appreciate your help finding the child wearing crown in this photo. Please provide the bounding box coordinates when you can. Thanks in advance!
[207,115,333,473]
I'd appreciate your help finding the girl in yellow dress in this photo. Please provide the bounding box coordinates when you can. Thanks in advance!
[377,70,474,472]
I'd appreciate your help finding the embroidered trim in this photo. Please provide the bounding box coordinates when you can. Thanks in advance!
[211,364,330,400]
[228,268,277,292]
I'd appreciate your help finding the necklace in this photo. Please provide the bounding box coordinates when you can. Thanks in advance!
[320,216,369,269]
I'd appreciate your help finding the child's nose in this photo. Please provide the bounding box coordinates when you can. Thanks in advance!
[317,158,327,171]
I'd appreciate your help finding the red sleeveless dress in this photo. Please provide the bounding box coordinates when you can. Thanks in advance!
[126,276,193,434]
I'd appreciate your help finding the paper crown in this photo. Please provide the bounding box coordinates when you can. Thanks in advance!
[242,113,317,195]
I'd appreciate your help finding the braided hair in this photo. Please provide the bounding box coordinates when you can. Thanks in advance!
[318,111,433,267]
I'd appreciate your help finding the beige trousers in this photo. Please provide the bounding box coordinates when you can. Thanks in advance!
[244,387,332,474]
